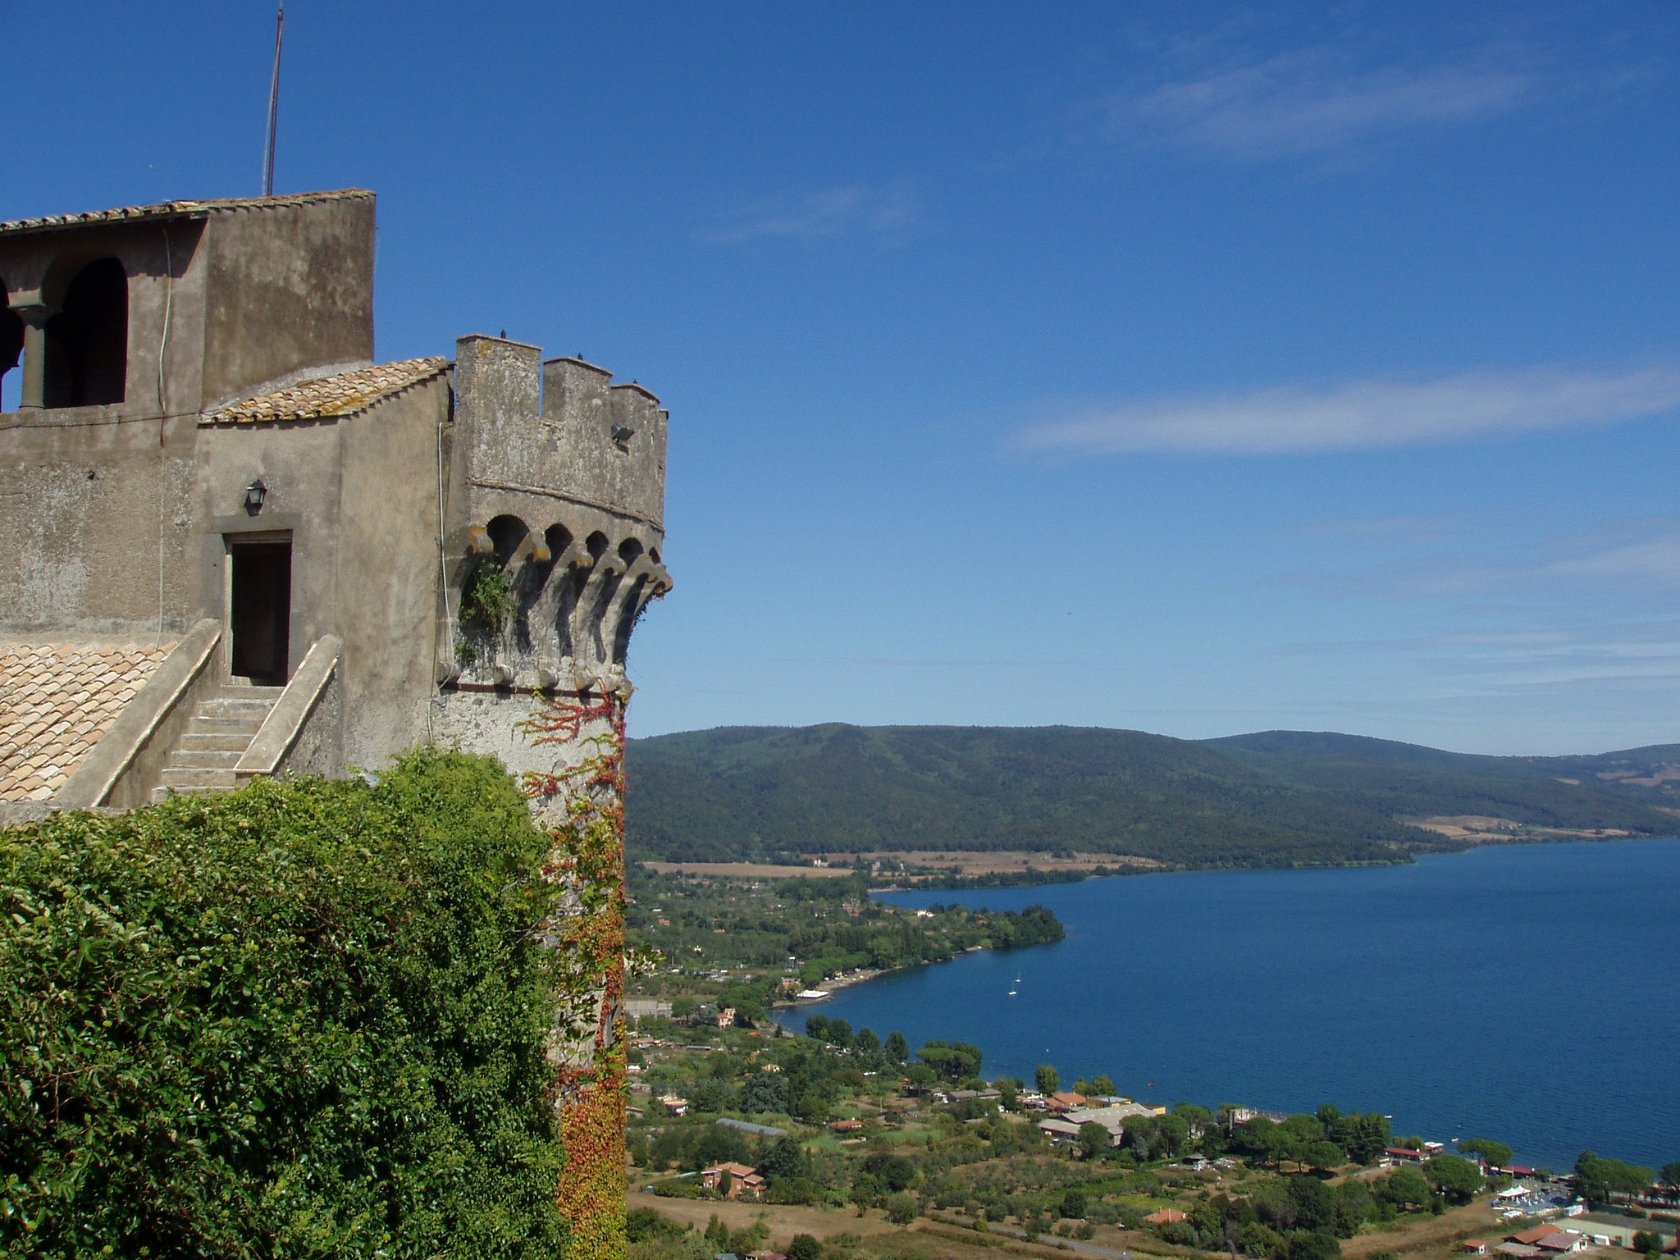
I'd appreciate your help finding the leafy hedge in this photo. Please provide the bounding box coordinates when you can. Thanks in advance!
[1,751,568,1257]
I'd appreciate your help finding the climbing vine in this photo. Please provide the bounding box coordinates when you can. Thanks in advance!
[522,686,630,1259]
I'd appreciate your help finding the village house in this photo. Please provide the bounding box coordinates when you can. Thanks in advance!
[1498,1225,1591,1258]
[701,1163,765,1201]
[1044,1090,1089,1114]
[659,1093,689,1118]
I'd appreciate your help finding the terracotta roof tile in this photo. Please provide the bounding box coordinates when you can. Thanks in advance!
[0,189,373,237]
[201,358,450,425]
[0,640,174,803]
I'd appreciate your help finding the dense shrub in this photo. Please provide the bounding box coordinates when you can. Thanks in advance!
[0,751,567,1257]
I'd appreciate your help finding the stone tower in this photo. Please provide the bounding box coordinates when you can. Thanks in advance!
[0,190,666,1254]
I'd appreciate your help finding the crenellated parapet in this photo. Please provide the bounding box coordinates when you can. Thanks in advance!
[443,334,671,690]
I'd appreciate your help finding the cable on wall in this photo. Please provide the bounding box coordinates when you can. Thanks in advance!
[155,225,175,646]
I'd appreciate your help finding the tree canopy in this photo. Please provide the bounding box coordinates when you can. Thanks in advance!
[0,752,568,1258]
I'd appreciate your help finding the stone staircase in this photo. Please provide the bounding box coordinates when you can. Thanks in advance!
[149,686,283,803]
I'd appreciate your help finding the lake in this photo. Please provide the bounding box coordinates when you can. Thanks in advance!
[775,838,1680,1173]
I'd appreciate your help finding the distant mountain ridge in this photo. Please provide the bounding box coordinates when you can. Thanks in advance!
[624,724,1679,869]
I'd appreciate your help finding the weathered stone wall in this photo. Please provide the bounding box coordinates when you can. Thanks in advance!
[444,335,670,695]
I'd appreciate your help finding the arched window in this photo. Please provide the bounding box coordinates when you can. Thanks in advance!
[43,257,127,407]
[0,277,22,413]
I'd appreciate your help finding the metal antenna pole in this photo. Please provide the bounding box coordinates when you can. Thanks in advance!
[262,5,285,197]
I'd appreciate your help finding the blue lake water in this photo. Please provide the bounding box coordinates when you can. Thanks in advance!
[775,839,1680,1172]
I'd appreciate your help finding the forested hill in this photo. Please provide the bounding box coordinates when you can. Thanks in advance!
[623,724,1679,868]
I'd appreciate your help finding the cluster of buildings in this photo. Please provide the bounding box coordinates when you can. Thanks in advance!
[1469,1220,1677,1258]
[1032,1091,1167,1148]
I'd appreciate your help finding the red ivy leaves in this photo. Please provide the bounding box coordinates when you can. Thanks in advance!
[526,687,629,1259]
[556,1041,627,1260]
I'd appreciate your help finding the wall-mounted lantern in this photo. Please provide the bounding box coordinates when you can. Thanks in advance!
[244,477,268,516]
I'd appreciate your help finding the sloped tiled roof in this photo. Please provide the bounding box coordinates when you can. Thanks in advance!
[0,189,373,237]
[201,357,450,425]
[0,640,175,803]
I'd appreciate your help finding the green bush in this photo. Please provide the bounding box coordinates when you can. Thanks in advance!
[1,751,567,1257]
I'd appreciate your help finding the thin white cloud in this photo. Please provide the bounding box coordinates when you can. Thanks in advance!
[1014,364,1680,456]
[699,184,916,244]
[1542,530,1680,586]
[1113,48,1537,160]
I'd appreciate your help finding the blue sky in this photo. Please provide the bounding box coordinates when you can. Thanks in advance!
[9,2,1678,754]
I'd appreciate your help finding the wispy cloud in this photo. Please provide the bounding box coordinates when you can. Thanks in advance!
[698,183,916,244]
[1266,521,1680,609]
[1110,48,1538,160]
[1542,529,1680,586]
[1013,363,1680,456]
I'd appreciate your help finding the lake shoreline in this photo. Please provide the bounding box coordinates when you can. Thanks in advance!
[776,838,1680,1173]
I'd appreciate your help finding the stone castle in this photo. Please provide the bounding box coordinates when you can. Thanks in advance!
[0,188,666,1247]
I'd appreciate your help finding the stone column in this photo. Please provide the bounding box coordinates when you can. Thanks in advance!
[11,297,53,411]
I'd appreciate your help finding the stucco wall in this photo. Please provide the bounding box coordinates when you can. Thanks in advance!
[193,418,344,679]
[334,381,451,768]
[200,195,375,407]
[0,411,199,636]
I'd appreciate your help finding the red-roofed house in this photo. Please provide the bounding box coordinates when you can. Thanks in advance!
[702,1162,765,1200]
[1046,1091,1089,1113]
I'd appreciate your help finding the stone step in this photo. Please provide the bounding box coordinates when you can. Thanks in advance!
[151,786,238,803]
[158,767,239,791]
[199,697,279,719]
[176,731,254,754]
[148,685,285,804]
[187,715,265,737]
[167,749,243,770]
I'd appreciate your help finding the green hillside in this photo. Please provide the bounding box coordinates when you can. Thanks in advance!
[623,724,1678,869]
[1206,731,1679,832]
